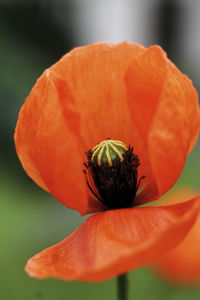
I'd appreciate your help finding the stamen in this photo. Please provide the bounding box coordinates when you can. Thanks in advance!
[83,139,145,209]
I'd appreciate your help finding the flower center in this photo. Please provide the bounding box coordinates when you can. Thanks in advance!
[84,139,144,209]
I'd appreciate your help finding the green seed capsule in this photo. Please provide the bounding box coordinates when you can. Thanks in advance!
[91,139,127,167]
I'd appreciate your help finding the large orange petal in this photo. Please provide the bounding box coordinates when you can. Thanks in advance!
[15,42,199,213]
[50,42,146,150]
[149,62,199,200]
[47,42,161,205]
[25,196,200,282]
[125,45,168,203]
[14,75,50,192]
[167,62,200,154]
[15,69,100,215]
[15,42,154,213]
[34,70,100,215]
[125,45,200,205]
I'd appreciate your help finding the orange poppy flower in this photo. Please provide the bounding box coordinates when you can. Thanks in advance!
[153,189,200,285]
[14,42,200,282]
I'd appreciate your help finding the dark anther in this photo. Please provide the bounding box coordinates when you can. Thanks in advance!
[83,145,145,209]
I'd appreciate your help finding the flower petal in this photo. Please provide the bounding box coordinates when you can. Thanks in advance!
[50,42,146,150]
[48,42,157,206]
[149,62,199,200]
[125,45,200,204]
[25,196,200,282]
[167,62,200,154]
[15,70,96,215]
[51,43,148,163]
[125,45,168,203]
[15,42,199,213]
[14,76,50,192]
[15,42,152,213]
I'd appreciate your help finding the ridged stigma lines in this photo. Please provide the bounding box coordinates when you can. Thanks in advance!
[91,139,127,166]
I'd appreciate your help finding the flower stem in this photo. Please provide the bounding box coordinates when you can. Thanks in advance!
[117,273,129,300]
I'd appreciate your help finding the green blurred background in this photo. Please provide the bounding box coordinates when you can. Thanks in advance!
[0,0,200,299]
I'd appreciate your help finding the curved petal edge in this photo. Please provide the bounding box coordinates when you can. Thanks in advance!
[25,196,200,282]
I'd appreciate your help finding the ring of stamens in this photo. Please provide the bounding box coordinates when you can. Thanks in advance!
[84,139,145,210]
